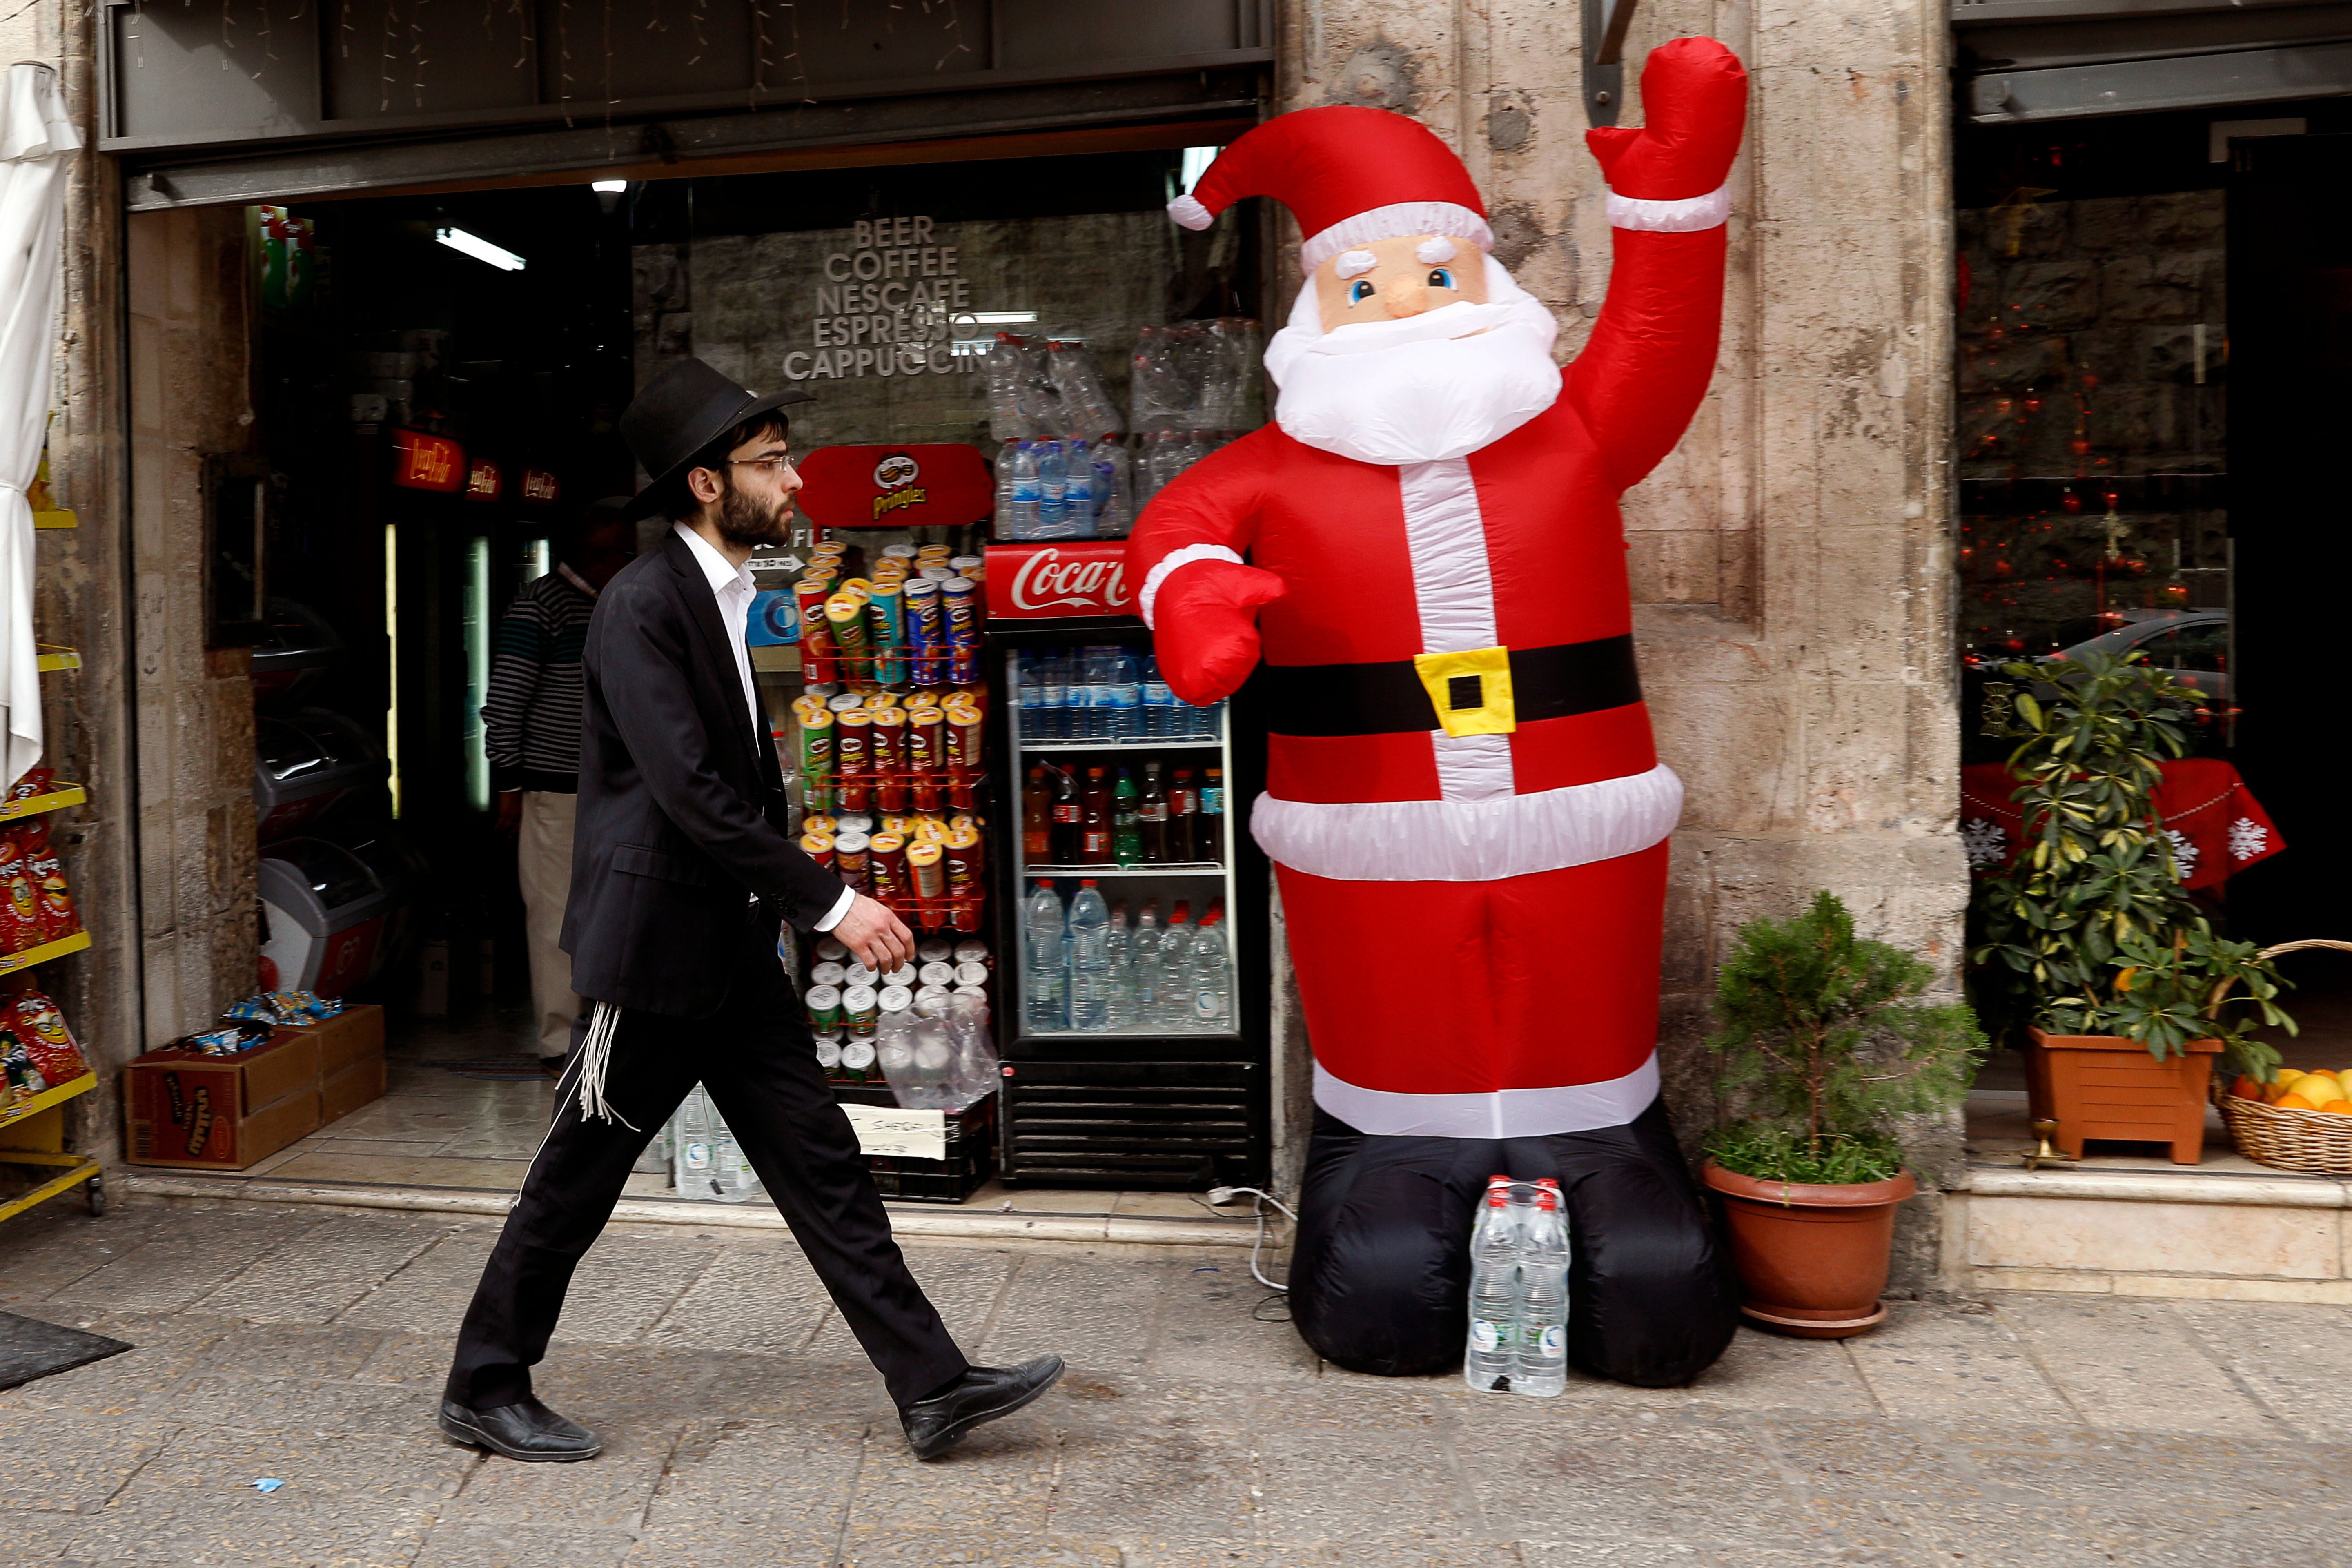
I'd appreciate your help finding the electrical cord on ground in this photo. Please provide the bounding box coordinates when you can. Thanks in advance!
[1202,1185,1295,1293]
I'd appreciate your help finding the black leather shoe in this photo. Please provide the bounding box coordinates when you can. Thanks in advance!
[900,1354,1065,1460]
[438,1396,602,1462]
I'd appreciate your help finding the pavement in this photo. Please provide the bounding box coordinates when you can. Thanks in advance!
[2,1198,2350,1568]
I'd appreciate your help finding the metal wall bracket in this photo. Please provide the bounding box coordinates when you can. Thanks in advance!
[1583,0,1639,125]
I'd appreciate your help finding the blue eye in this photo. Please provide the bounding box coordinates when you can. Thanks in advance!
[1348,279,1374,303]
[1428,268,1455,290]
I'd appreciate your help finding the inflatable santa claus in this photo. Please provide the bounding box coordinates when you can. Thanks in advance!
[1127,38,1748,1384]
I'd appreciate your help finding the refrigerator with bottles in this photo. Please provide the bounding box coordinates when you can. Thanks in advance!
[984,540,1270,1190]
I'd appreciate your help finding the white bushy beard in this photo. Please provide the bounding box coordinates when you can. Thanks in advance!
[1262,254,1562,466]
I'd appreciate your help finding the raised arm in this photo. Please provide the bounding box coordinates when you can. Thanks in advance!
[1127,437,1285,707]
[1564,37,1748,494]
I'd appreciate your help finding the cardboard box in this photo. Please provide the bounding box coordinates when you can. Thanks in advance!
[122,1003,385,1171]
[321,1053,387,1125]
[287,1003,384,1080]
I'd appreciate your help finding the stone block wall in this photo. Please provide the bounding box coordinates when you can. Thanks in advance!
[1278,0,1967,1284]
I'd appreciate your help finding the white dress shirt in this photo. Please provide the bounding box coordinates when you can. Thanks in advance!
[672,522,854,933]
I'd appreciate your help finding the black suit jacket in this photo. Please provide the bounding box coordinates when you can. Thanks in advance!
[560,529,844,1016]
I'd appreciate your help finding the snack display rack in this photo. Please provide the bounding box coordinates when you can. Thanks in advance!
[0,778,100,1221]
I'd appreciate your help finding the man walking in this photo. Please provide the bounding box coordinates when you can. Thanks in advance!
[483,497,633,1069]
[439,359,1062,1463]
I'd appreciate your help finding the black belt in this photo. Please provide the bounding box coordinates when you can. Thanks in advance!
[1256,635,1641,737]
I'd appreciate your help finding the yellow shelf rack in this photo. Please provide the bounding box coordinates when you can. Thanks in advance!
[0,1071,100,1223]
[0,783,84,822]
[32,509,74,530]
[0,929,90,977]
[35,646,78,673]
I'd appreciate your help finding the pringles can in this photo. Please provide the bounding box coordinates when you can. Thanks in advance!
[795,709,835,810]
[833,829,871,893]
[842,983,879,1036]
[834,709,872,811]
[906,840,947,900]
[825,594,870,685]
[805,983,844,1034]
[870,706,908,811]
[867,832,908,900]
[941,576,979,686]
[795,579,837,684]
[798,831,835,870]
[866,582,907,688]
[904,577,944,688]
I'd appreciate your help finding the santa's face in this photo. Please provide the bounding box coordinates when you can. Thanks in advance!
[1313,235,1488,332]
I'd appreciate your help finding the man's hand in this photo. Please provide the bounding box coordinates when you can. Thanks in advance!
[831,893,914,974]
[495,790,523,836]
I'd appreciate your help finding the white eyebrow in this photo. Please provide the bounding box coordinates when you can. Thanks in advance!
[1335,249,1379,279]
[1416,236,1458,263]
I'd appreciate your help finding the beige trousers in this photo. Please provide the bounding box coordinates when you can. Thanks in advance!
[518,790,582,1058]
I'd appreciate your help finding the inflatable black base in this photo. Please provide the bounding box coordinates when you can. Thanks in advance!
[1287,1098,1739,1386]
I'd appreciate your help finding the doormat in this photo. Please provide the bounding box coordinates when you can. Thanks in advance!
[432,1055,552,1081]
[0,1311,131,1391]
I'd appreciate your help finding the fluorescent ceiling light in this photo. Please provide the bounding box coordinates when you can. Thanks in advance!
[436,227,525,272]
[590,179,627,194]
[969,311,1038,325]
[1180,146,1221,194]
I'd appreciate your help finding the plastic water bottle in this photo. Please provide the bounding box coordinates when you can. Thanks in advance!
[674,1086,762,1204]
[1006,441,1040,539]
[1141,657,1175,737]
[1104,902,1136,1028]
[1157,901,1194,1029]
[1095,440,1132,539]
[1131,900,1162,1022]
[1023,880,1068,1032]
[1187,911,1232,1028]
[1515,1181,1570,1397]
[1105,648,1143,739]
[1036,440,1069,537]
[1040,653,1071,741]
[1017,650,1048,740]
[1067,881,1112,1031]
[1064,437,1095,537]
[1464,1177,1521,1392]
[1080,647,1111,739]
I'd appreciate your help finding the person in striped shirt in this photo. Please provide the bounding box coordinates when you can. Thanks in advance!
[486,497,635,1066]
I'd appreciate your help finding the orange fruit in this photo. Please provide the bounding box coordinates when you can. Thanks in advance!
[2232,1076,2266,1101]
[2320,1103,2352,1116]
[2277,1093,2321,1111]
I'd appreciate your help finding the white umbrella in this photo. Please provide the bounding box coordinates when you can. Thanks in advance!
[0,62,78,790]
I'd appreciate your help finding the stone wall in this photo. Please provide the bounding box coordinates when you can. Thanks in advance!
[1278,0,1967,1285]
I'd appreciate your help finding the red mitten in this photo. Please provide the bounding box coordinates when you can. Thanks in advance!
[1585,37,1748,200]
[1149,559,1287,707]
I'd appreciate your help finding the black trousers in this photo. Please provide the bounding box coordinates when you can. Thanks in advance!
[444,919,969,1412]
[1286,1100,1738,1386]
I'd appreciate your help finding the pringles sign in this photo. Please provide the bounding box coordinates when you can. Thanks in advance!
[986,541,1134,620]
[795,443,991,531]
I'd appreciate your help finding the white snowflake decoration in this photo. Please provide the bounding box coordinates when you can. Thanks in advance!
[2165,829,2199,881]
[2230,816,2270,862]
[1962,818,2008,870]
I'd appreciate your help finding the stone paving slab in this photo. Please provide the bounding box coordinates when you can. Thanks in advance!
[8,1195,2352,1565]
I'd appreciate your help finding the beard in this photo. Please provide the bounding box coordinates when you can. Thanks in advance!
[1262,258,1564,466]
[715,476,793,549]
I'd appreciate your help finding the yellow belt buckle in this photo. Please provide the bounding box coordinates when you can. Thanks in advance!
[1412,645,1516,737]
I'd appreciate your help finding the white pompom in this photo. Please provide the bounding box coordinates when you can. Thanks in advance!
[1167,194,1215,231]
[1335,248,1379,279]
[1415,236,1459,263]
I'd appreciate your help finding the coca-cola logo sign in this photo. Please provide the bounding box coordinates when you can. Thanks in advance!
[987,541,1135,620]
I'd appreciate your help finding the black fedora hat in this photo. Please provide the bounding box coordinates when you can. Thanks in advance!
[618,358,814,523]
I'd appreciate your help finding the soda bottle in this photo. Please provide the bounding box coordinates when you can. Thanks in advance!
[1005,441,1040,539]
[1104,900,1136,1028]
[1515,1182,1570,1397]
[1022,880,1068,1031]
[1136,760,1171,863]
[1022,765,1050,862]
[1195,767,1225,863]
[1111,767,1142,866]
[1168,767,1199,864]
[1067,881,1112,1031]
[1047,765,1083,865]
[1157,900,1194,1028]
[1131,899,1163,1021]
[1464,1177,1521,1392]
[1078,766,1114,864]
[1187,909,1231,1028]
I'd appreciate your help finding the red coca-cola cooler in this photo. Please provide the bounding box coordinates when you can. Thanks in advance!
[984,540,1270,1190]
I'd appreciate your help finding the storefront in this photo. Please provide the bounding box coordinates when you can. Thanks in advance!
[91,0,1280,1205]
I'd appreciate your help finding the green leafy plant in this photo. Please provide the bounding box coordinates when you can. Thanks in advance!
[1968,651,2292,1078]
[1706,892,1986,1185]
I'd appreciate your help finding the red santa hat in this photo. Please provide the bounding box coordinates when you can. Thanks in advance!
[1168,106,1492,274]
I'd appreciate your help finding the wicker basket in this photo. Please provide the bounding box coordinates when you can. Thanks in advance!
[2209,939,2352,1174]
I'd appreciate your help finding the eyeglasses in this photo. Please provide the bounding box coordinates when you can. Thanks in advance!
[726,454,796,473]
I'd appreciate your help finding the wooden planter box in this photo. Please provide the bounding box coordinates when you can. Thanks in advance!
[2025,1027,2221,1165]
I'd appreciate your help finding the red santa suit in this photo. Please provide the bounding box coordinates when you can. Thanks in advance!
[1129,42,1747,1150]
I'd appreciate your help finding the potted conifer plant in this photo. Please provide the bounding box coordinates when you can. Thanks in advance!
[1702,892,1984,1338]
[1970,652,2291,1163]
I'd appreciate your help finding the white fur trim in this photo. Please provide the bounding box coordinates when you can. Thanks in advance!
[1335,248,1379,280]
[1138,543,1243,629]
[1314,1053,1659,1137]
[1397,459,1494,657]
[1167,193,1215,230]
[1416,236,1458,263]
[1301,200,1493,273]
[1605,184,1732,233]
[1250,764,1684,882]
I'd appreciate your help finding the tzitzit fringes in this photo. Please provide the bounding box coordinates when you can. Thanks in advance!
[575,1001,638,1130]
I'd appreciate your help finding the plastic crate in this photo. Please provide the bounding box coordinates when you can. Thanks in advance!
[834,1084,997,1204]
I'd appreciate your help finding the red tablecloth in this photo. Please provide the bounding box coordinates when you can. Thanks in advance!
[1960,757,2285,891]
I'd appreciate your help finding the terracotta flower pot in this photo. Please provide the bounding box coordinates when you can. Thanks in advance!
[1700,1161,1917,1339]
[2025,1026,2220,1165]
